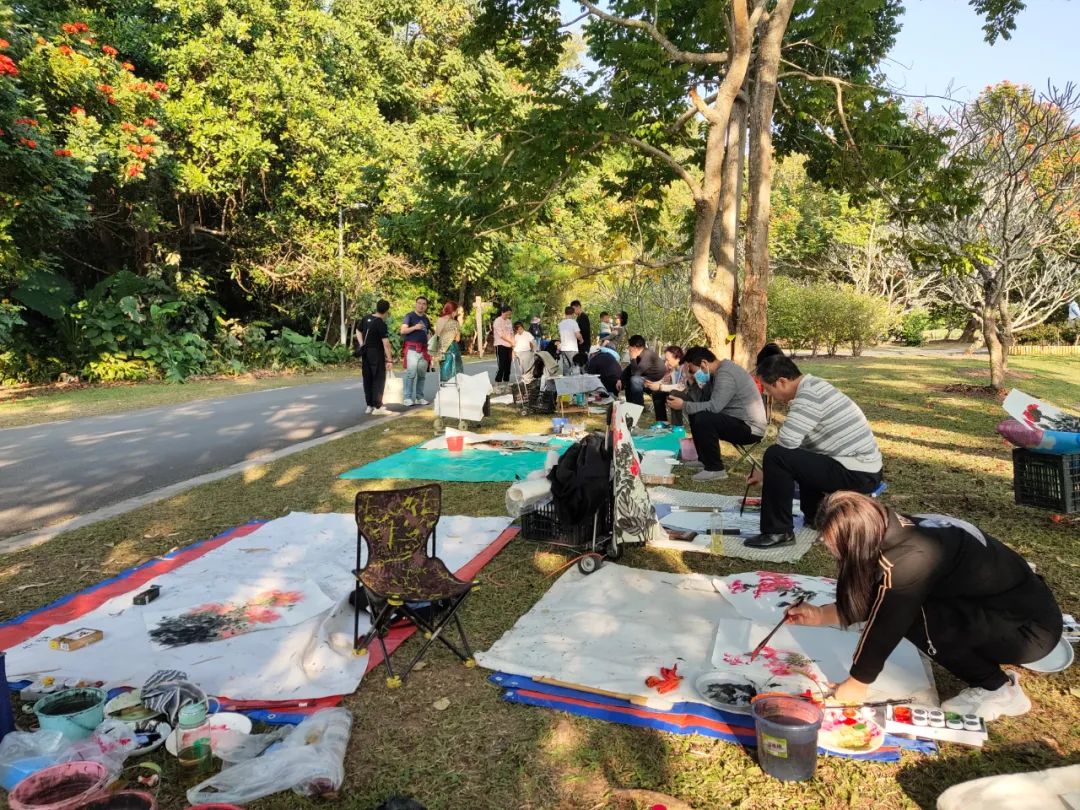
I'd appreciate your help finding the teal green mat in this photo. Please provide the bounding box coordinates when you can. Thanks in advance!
[340,430,682,483]
[340,441,571,483]
[634,430,684,455]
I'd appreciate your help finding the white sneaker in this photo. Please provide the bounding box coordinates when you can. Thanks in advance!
[371,407,393,416]
[692,469,728,482]
[415,398,429,406]
[365,406,374,414]
[941,670,1031,721]
[403,398,414,407]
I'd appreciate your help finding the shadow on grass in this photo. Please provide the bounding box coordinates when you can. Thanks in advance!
[895,739,1080,809]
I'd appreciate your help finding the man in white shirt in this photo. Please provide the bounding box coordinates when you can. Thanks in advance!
[558,306,582,353]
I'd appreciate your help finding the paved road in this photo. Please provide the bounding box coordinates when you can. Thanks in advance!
[0,363,497,539]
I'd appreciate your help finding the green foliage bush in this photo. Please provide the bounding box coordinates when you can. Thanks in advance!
[768,278,893,357]
[896,309,933,346]
[1015,322,1080,346]
[0,273,351,384]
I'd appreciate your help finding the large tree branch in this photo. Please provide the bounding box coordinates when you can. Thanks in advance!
[579,0,728,64]
[612,134,703,198]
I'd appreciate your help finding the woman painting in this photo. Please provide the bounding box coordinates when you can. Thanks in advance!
[643,345,692,426]
[787,492,1062,720]
[434,301,463,381]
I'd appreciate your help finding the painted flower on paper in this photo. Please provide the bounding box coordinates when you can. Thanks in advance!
[149,588,308,647]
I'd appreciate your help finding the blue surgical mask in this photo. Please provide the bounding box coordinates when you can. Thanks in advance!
[694,368,710,385]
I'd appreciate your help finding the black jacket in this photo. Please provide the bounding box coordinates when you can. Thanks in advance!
[848,510,1061,683]
[627,348,667,383]
[586,351,622,394]
[576,313,591,349]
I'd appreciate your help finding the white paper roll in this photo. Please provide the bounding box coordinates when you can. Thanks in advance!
[505,478,552,517]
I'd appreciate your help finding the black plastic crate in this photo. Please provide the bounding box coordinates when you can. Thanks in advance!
[520,498,613,546]
[1012,448,1080,513]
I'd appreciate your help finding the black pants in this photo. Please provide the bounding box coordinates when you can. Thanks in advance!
[687,411,756,471]
[361,352,387,408]
[760,445,882,533]
[622,370,671,422]
[903,582,1062,689]
[495,345,512,382]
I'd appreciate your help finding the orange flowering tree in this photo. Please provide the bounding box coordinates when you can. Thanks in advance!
[1,13,165,295]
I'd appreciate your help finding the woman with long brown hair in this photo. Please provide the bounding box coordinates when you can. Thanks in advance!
[787,492,1062,720]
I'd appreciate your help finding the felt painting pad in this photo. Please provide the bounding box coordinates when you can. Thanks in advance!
[476,563,937,711]
[4,512,514,702]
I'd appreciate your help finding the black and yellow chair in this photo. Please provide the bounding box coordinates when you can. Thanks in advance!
[352,484,477,687]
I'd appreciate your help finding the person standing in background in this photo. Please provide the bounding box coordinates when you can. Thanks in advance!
[572,300,591,353]
[399,296,432,407]
[557,306,583,375]
[354,299,394,416]
[434,301,463,381]
[493,303,514,383]
[609,311,628,354]
[529,316,544,343]
[513,320,537,381]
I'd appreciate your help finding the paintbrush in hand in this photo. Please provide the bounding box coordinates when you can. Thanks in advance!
[740,460,756,517]
[748,595,806,662]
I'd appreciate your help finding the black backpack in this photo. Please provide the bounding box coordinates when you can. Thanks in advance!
[548,433,611,527]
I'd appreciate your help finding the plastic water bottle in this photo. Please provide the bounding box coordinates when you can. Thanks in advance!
[709,510,724,555]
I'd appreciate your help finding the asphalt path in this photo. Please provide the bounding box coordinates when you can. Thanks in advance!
[0,362,497,539]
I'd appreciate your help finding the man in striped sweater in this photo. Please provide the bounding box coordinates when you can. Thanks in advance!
[745,354,883,548]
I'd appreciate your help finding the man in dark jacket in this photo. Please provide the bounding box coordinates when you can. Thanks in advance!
[572,300,591,352]
[585,342,623,395]
[620,335,669,418]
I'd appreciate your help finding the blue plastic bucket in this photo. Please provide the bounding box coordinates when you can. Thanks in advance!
[751,695,823,782]
[33,688,107,741]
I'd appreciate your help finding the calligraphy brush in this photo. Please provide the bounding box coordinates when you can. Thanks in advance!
[740,460,756,517]
[748,595,806,662]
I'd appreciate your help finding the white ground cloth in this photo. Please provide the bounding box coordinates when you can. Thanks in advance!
[7,512,511,700]
[937,764,1080,810]
[476,563,936,709]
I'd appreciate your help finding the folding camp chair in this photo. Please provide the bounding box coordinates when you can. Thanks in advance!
[728,393,777,473]
[352,484,478,687]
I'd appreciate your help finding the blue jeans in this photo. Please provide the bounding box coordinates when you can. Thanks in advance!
[404,348,428,400]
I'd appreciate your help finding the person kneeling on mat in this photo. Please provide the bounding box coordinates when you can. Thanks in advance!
[745,354,883,549]
[667,347,766,483]
[787,492,1062,720]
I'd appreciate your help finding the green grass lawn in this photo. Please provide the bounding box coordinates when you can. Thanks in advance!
[0,366,359,430]
[1,355,1077,809]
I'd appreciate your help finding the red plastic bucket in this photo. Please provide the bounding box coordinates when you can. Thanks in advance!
[9,761,110,810]
[446,435,465,452]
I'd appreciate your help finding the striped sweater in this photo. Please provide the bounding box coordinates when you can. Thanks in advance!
[777,375,882,473]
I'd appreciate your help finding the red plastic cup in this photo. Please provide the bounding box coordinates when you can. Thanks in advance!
[446,435,465,452]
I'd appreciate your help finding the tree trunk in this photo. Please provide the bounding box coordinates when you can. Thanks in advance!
[689,1,753,348]
[982,309,1007,389]
[733,0,795,369]
[709,89,747,356]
